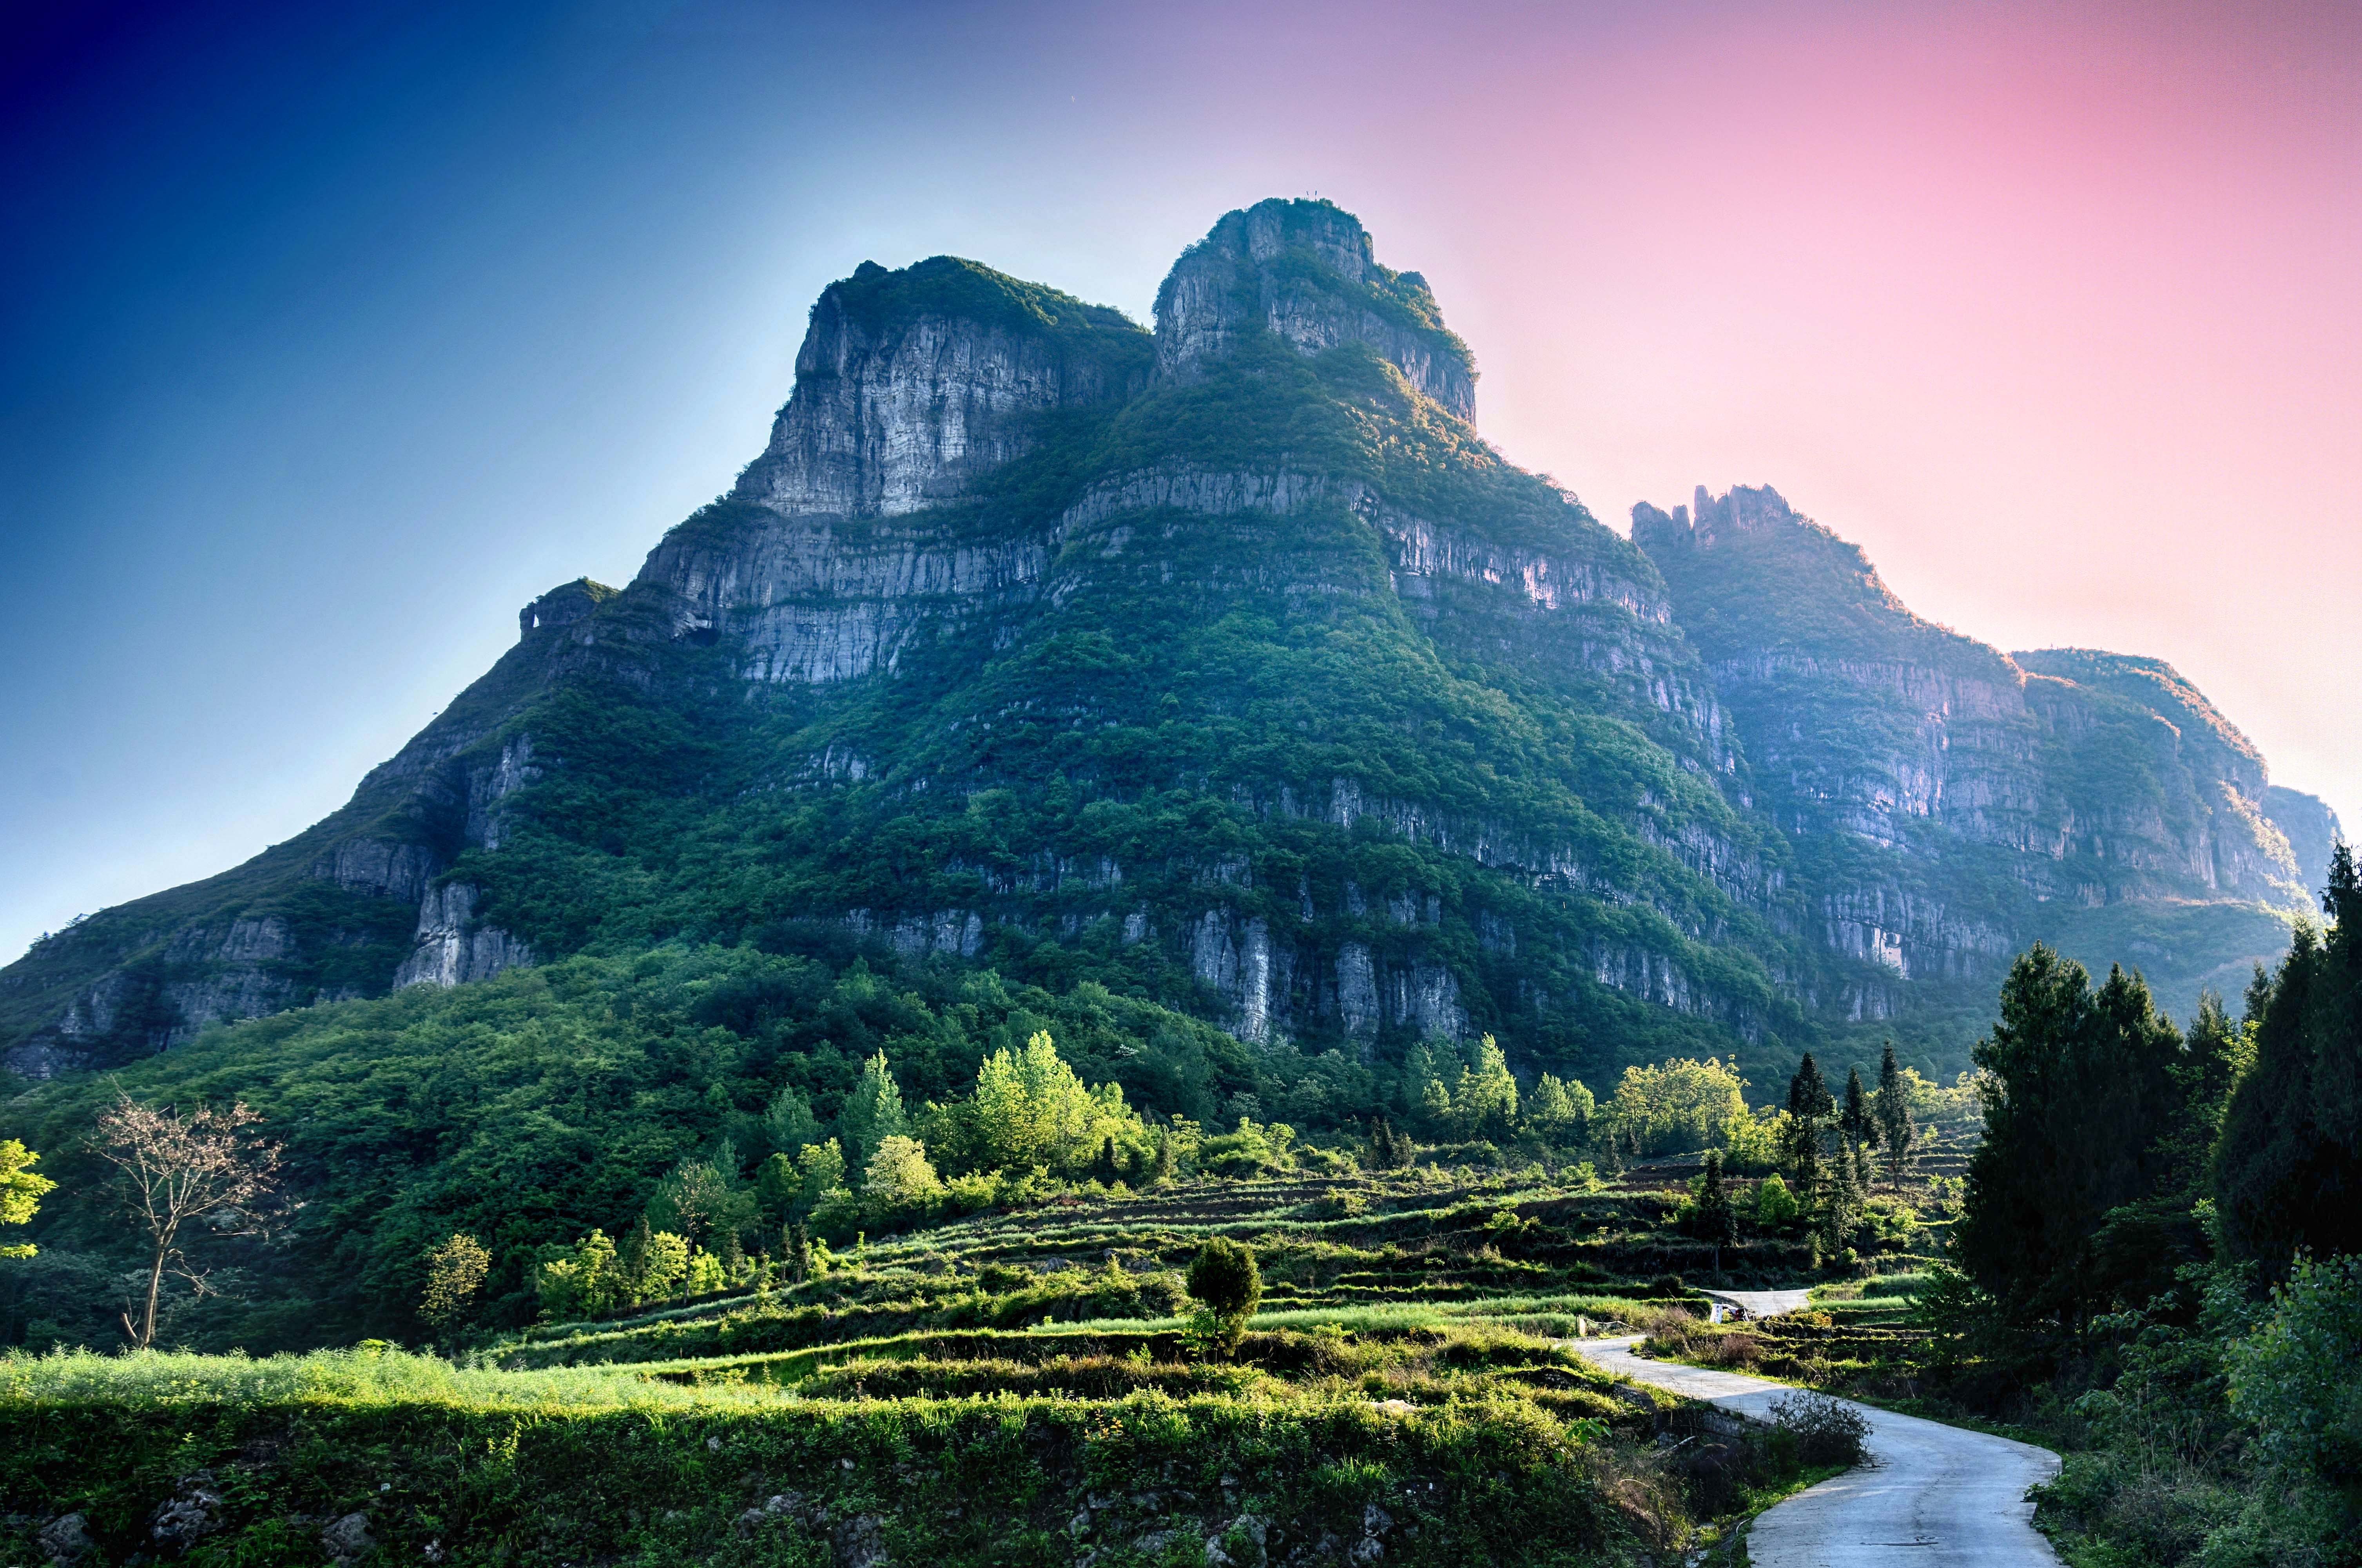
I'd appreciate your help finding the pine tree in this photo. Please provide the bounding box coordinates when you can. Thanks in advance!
[1874,1042,1914,1189]
[1840,1067,1872,1152]
[1783,1054,1832,1200]
[836,1050,910,1170]
[620,1216,656,1305]
[1956,945,2189,1326]
[1151,1128,1177,1186]
[2218,844,2362,1273]
[1695,1149,1736,1276]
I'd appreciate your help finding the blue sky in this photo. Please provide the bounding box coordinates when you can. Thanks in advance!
[6,0,2357,964]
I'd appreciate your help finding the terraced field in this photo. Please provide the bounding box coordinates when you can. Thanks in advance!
[3,1160,1956,1565]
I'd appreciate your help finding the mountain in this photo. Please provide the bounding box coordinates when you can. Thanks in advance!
[1,199,2337,1087]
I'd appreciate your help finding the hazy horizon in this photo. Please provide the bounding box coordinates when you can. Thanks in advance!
[5,0,2357,965]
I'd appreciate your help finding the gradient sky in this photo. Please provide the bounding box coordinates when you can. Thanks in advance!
[5,0,2358,965]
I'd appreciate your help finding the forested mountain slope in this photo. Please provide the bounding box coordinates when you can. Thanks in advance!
[1,199,2336,1089]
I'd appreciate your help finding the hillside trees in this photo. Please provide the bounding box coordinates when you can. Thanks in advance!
[1954,946,2190,1330]
[957,1030,1142,1175]
[2217,845,2362,1273]
[836,1051,910,1170]
[1602,1057,1749,1157]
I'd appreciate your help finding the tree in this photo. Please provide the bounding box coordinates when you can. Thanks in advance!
[836,1051,910,1170]
[1186,1236,1262,1356]
[1873,1043,1915,1189]
[645,1155,753,1252]
[862,1134,943,1213]
[618,1217,690,1306]
[786,1221,812,1284]
[754,1152,801,1225]
[1782,1054,1833,1200]
[419,1233,491,1331]
[1604,1057,1751,1156]
[1523,1073,1592,1146]
[972,1032,1110,1170]
[2217,846,2362,1274]
[1448,1035,1519,1139]
[0,1139,57,1260]
[1955,946,2189,1327]
[1753,1173,1800,1228]
[1840,1067,1872,1154]
[92,1091,284,1348]
[1151,1128,1178,1186]
[1694,1150,1736,1276]
[793,1139,849,1215]
[763,1085,820,1157]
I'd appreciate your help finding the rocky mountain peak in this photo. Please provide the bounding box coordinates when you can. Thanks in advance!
[727,255,1149,520]
[1153,198,1477,422]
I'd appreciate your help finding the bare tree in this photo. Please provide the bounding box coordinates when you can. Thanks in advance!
[92,1090,284,1348]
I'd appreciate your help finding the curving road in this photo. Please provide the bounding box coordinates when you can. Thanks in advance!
[1575,1336,2062,1566]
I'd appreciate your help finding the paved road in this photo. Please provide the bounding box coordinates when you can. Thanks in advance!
[1575,1337,2062,1566]
[1698,1287,1815,1320]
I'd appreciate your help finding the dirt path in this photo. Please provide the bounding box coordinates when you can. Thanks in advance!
[1574,1337,2062,1566]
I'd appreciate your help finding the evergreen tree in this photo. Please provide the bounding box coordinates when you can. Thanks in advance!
[1695,1149,1737,1276]
[763,1085,820,1157]
[836,1050,911,1170]
[1956,945,2189,1328]
[1874,1043,1914,1189]
[1818,1139,1864,1264]
[1450,1035,1519,1139]
[1782,1054,1833,1200]
[1840,1067,1872,1152]
[619,1217,656,1303]
[1151,1128,1177,1186]
[2218,845,2362,1273]
[787,1221,812,1285]
[754,1151,801,1226]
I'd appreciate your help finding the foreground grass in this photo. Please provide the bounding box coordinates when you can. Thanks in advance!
[0,1343,1676,1568]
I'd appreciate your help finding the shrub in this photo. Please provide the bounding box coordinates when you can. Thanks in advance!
[1187,1238,1263,1354]
[1767,1390,1871,1467]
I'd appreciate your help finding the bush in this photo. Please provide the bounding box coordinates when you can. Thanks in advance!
[1767,1390,1871,1467]
[1187,1238,1263,1354]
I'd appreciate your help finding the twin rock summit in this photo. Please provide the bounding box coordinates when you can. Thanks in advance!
[5,198,2339,1081]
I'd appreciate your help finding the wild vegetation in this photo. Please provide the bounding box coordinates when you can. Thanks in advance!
[1630,851,2362,1568]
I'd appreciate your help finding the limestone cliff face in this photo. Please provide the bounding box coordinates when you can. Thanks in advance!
[1155,199,1477,422]
[1637,483,2317,1018]
[2265,784,2346,896]
[391,883,533,990]
[633,258,1151,681]
[732,260,1144,518]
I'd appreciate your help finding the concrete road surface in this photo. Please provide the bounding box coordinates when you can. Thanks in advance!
[1575,1337,2062,1566]
[1698,1287,1815,1320]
